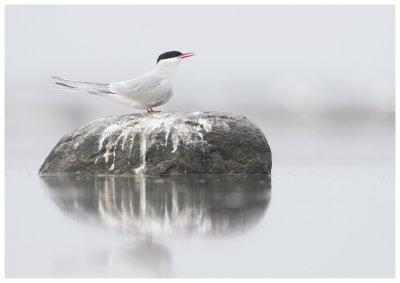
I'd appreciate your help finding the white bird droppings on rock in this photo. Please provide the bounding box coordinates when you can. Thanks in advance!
[96,112,214,172]
[39,111,272,176]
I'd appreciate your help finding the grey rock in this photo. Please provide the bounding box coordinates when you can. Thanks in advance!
[39,111,272,176]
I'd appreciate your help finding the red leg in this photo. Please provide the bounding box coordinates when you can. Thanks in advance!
[150,108,161,113]
[146,109,150,113]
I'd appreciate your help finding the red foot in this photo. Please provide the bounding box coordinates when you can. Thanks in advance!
[147,108,160,113]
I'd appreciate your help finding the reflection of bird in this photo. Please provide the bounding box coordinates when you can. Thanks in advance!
[52,51,195,113]
[107,241,174,277]
[53,240,174,277]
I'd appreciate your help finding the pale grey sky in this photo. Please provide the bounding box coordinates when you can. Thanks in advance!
[5,5,395,123]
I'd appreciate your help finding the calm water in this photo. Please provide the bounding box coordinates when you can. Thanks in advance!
[5,120,395,277]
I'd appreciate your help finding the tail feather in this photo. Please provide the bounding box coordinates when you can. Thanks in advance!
[52,76,115,95]
[52,76,140,108]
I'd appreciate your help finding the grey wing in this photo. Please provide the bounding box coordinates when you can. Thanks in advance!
[109,74,172,108]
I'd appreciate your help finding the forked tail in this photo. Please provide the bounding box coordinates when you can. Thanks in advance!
[52,76,116,95]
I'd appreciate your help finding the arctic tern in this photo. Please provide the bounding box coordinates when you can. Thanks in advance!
[52,51,195,113]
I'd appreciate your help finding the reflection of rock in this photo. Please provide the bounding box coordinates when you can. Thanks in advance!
[42,176,271,236]
[39,112,272,175]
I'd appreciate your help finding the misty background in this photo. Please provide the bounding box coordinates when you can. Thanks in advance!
[6,5,394,121]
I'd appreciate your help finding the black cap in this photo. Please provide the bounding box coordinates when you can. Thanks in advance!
[157,51,182,64]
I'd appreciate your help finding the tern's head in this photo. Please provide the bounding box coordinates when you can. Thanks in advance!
[156,51,195,67]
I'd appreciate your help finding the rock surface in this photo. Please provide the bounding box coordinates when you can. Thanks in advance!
[39,111,272,175]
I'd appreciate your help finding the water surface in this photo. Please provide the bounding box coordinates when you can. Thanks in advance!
[5,121,394,277]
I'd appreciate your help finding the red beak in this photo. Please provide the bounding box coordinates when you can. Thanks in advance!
[180,52,195,59]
